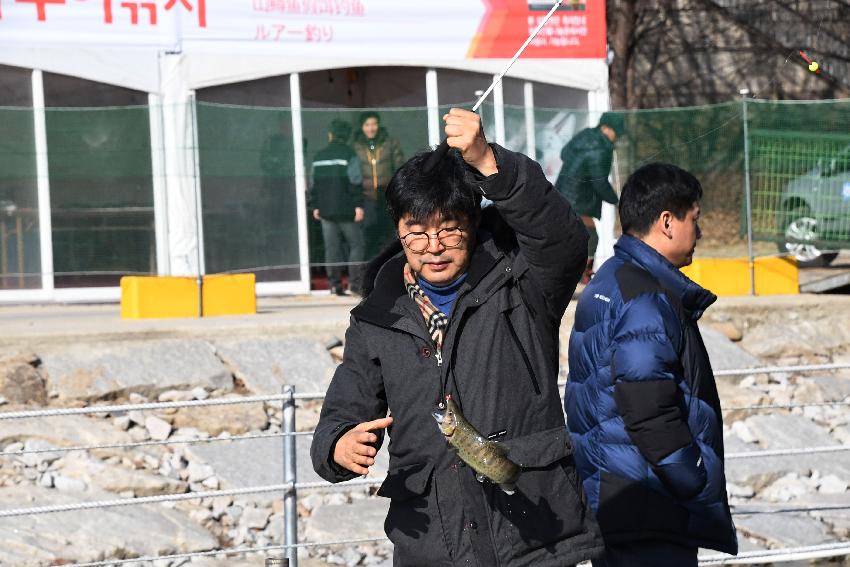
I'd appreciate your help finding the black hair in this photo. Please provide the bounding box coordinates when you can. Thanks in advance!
[385,148,482,227]
[359,111,380,127]
[329,119,352,142]
[619,162,703,236]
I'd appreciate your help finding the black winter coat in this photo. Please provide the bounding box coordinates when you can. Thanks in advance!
[311,145,603,566]
[309,141,364,221]
[554,127,619,219]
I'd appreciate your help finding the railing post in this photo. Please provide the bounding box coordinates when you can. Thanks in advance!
[741,88,756,296]
[282,385,298,567]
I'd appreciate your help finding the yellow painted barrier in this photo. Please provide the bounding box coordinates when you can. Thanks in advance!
[120,276,199,319]
[120,274,256,319]
[680,256,799,296]
[202,273,257,317]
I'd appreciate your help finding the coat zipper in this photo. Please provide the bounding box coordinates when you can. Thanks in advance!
[368,146,380,195]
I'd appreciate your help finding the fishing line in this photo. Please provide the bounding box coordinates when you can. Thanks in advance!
[423,0,564,173]
[555,5,833,183]
[472,0,564,113]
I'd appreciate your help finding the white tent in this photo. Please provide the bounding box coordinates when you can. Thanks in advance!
[0,0,612,302]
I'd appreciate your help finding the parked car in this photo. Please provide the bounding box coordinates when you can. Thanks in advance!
[778,144,850,267]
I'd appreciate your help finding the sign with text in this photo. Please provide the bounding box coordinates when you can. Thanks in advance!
[0,0,606,59]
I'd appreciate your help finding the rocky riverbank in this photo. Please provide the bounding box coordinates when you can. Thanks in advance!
[0,295,849,565]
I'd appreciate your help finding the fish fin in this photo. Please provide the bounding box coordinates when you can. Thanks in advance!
[499,482,516,495]
[475,473,486,483]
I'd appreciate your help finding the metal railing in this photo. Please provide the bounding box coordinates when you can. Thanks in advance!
[1,361,850,565]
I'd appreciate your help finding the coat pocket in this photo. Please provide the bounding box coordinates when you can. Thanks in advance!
[377,461,434,501]
[378,462,451,566]
[492,427,590,556]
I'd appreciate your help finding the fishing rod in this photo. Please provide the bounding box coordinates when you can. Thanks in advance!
[424,0,564,172]
[472,0,564,112]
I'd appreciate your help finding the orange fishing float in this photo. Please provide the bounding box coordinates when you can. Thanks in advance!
[799,51,822,75]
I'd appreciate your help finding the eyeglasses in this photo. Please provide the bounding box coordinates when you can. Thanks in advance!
[399,227,466,253]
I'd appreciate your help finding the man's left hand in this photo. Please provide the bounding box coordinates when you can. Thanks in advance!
[443,108,498,176]
[354,207,365,223]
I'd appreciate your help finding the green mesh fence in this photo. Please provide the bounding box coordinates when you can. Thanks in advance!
[616,102,748,258]
[196,103,301,283]
[46,106,156,287]
[748,99,850,259]
[0,107,40,290]
[3,98,849,292]
[302,106,431,274]
[531,105,591,181]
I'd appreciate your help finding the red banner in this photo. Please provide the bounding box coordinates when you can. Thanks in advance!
[469,0,606,59]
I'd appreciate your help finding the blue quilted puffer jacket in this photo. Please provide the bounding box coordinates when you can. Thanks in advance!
[565,234,738,555]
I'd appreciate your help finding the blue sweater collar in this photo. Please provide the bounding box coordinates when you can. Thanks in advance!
[417,273,467,314]
[614,234,716,319]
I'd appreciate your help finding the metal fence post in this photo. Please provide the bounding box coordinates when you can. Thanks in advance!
[283,385,298,567]
[741,88,756,296]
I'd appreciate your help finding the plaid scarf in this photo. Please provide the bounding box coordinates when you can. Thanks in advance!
[404,263,449,358]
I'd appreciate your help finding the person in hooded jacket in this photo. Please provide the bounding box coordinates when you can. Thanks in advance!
[554,112,624,283]
[311,107,603,566]
[565,163,738,566]
[353,111,405,258]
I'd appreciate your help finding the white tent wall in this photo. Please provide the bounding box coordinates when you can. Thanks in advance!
[0,50,609,302]
[0,46,160,94]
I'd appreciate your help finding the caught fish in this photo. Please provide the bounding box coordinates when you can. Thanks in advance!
[432,396,520,494]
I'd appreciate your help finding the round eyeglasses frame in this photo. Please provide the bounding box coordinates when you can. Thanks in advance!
[398,227,466,253]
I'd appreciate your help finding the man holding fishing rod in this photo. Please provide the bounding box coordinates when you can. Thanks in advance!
[311,103,602,565]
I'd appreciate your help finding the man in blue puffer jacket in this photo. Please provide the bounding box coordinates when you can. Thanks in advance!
[565,163,737,566]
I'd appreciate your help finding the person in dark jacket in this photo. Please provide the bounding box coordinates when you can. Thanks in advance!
[311,108,603,566]
[310,119,365,295]
[564,163,738,566]
[353,111,405,258]
[555,112,624,283]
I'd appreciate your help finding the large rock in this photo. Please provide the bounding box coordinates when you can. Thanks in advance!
[212,338,336,395]
[304,498,390,543]
[0,352,47,405]
[56,454,188,497]
[171,396,269,436]
[724,435,786,491]
[733,507,834,548]
[743,414,838,450]
[41,339,232,401]
[740,314,850,359]
[715,380,767,421]
[186,434,388,500]
[698,324,763,371]
[799,375,850,403]
[794,492,850,537]
[0,485,216,565]
[725,416,850,488]
[0,415,128,450]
